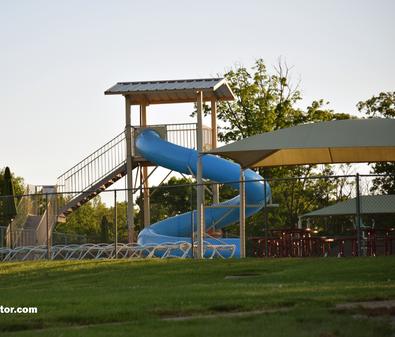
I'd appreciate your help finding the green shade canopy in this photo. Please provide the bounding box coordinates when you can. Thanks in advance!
[301,195,395,218]
[209,119,395,168]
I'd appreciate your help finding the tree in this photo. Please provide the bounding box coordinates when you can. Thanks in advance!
[357,91,395,194]
[0,167,17,226]
[214,59,350,143]
[357,92,395,118]
[55,196,131,243]
[0,167,25,198]
[136,176,195,225]
[0,167,18,246]
[56,196,107,241]
[212,59,353,233]
[100,216,111,243]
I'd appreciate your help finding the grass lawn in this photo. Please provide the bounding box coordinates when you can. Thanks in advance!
[0,257,394,336]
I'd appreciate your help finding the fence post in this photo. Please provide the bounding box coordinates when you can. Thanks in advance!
[46,193,50,260]
[114,190,118,259]
[9,197,13,248]
[355,173,362,256]
[190,183,194,257]
[264,179,268,257]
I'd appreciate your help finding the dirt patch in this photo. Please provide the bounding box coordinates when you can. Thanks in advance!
[336,300,395,311]
[224,273,260,280]
[209,303,244,312]
[161,307,290,321]
[336,300,395,327]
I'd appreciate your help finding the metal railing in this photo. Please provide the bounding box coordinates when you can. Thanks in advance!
[6,185,42,247]
[56,131,126,199]
[56,123,212,199]
[9,185,37,227]
[11,228,37,247]
[165,123,212,151]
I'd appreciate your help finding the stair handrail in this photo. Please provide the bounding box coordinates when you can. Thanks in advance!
[56,131,126,198]
[61,141,125,182]
[55,123,212,206]
[58,131,125,180]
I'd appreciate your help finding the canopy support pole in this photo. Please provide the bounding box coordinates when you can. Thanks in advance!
[239,168,246,258]
[355,173,362,256]
[264,179,269,257]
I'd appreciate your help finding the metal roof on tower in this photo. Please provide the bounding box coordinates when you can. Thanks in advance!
[104,78,235,104]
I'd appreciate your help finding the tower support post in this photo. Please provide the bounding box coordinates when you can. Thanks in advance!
[196,91,204,259]
[125,96,134,243]
[140,103,151,228]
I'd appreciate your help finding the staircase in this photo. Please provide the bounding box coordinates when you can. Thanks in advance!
[5,123,211,248]
[20,215,42,245]
[56,123,210,220]
[58,164,128,219]
[56,131,129,219]
[6,133,132,247]
[7,185,39,247]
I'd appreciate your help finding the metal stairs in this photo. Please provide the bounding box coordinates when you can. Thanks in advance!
[23,215,42,230]
[6,124,206,247]
[56,131,129,220]
[57,163,128,219]
[55,123,208,221]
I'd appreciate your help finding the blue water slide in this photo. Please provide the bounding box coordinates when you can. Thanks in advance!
[136,129,271,257]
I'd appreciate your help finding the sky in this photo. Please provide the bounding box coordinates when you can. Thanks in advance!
[0,0,394,189]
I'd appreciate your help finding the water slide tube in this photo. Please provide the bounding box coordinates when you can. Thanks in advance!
[136,129,271,257]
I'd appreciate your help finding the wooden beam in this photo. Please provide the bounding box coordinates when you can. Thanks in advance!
[120,89,233,105]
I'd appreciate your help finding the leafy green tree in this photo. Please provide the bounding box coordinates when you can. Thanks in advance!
[0,167,18,227]
[357,92,395,118]
[100,216,111,242]
[60,201,98,238]
[214,59,350,143]
[211,59,353,233]
[56,196,132,243]
[136,176,195,224]
[107,201,130,242]
[56,196,107,241]
[0,167,25,198]
[357,91,395,194]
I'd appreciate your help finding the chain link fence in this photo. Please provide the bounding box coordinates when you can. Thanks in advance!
[248,174,395,257]
[0,173,394,261]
